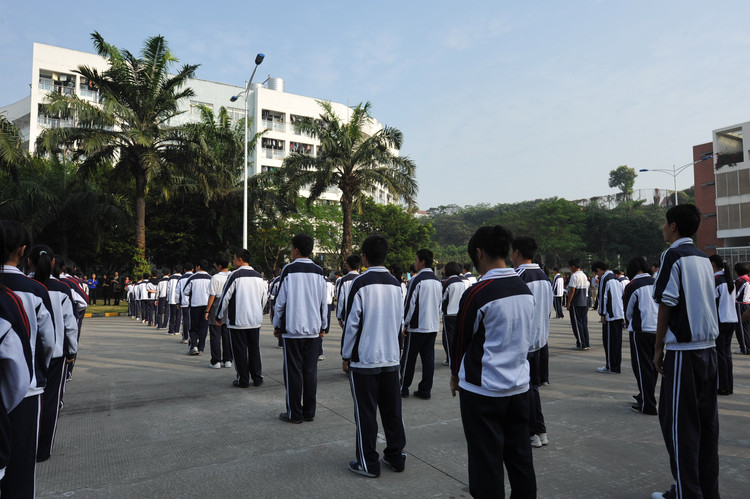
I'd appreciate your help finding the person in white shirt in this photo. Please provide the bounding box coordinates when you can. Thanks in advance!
[592,261,624,374]
[567,259,591,350]
[206,254,232,369]
[552,268,565,319]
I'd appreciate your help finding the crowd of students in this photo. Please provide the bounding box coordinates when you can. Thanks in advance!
[2,203,745,498]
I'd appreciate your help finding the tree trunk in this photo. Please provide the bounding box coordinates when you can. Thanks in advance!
[135,172,146,257]
[340,191,353,270]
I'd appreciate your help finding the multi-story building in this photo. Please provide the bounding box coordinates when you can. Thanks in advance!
[693,141,720,255]
[1,42,398,205]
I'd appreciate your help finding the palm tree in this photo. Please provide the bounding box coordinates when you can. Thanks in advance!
[36,32,200,256]
[0,115,27,183]
[279,101,417,264]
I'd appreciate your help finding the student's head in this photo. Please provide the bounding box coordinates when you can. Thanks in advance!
[710,255,735,293]
[625,256,649,280]
[511,236,537,263]
[553,267,559,273]
[292,233,314,258]
[444,261,462,277]
[361,234,388,267]
[197,259,209,271]
[0,219,31,266]
[415,249,434,270]
[591,261,608,276]
[184,261,194,272]
[467,225,513,273]
[390,263,403,280]
[568,258,580,271]
[463,263,473,273]
[213,253,229,270]
[735,262,750,278]
[28,244,54,285]
[664,204,701,241]
[345,254,362,272]
[173,263,183,274]
[234,248,252,266]
[54,254,66,278]
[651,262,660,275]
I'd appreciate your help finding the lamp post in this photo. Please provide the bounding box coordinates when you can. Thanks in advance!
[230,53,265,249]
[639,152,712,206]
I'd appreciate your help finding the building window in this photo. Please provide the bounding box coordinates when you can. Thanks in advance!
[261,109,286,132]
[261,165,278,173]
[715,127,744,168]
[261,138,285,159]
[227,107,244,124]
[190,101,213,116]
[79,77,99,101]
[289,141,313,155]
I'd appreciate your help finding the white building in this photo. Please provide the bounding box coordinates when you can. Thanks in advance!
[1,42,398,205]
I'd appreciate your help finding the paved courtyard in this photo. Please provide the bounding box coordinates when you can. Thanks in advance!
[37,311,750,498]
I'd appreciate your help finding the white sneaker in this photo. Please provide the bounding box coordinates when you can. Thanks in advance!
[530,435,542,448]
[538,433,548,445]
[189,347,199,356]
[596,366,610,373]
[222,361,233,368]
[209,362,221,369]
[318,355,325,361]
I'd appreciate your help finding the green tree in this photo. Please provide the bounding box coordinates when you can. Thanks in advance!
[0,115,27,182]
[37,32,201,257]
[278,101,418,267]
[608,165,637,201]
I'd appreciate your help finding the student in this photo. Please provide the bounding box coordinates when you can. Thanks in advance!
[623,256,658,415]
[592,261,624,374]
[217,249,267,387]
[400,249,442,400]
[567,259,590,350]
[166,264,182,335]
[552,268,565,319]
[710,255,737,395]
[27,245,78,461]
[177,263,194,344]
[450,225,536,498]
[156,268,169,330]
[441,262,465,367]
[320,275,335,361]
[651,204,720,499]
[335,254,361,328]
[206,254,232,369]
[57,257,88,381]
[734,262,750,355]
[462,263,477,288]
[512,236,552,449]
[0,220,55,498]
[341,234,406,478]
[273,234,328,423]
[184,260,211,356]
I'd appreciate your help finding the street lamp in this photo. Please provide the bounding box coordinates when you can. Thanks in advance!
[230,53,265,249]
[639,152,713,206]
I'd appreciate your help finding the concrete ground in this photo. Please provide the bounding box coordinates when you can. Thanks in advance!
[37,311,750,498]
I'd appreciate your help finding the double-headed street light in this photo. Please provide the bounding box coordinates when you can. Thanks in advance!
[639,152,713,206]
[230,53,265,250]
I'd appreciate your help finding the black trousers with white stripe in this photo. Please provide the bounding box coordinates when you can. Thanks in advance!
[181,307,191,340]
[628,331,657,414]
[735,303,750,354]
[459,388,536,499]
[169,304,181,334]
[282,337,319,421]
[527,350,546,435]
[400,331,436,395]
[658,348,719,499]
[349,369,406,474]
[230,328,262,385]
[569,306,589,348]
[442,316,457,363]
[38,356,67,461]
[553,296,564,318]
[716,322,734,393]
[602,319,623,372]
[189,307,209,351]
[1,394,40,498]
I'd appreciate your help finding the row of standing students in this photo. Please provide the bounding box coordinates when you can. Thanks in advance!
[0,219,89,498]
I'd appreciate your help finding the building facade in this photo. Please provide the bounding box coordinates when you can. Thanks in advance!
[1,42,398,205]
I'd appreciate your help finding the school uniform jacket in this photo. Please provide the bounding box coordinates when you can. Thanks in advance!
[516,263,552,352]
[167,273,181,305]
[653,238,718,350]
[59,273,89,312]
[177,271,193,307]
[273,258,328,338]
[553,273,565,297]
[598,270,624,321]
[335,271,359,321]
[0,288,32,413]
[341,267,402,371]
[217,266,268,329]
[714,271,738,325]
[404,268,442,333]
[46,277,78,358]
[157,276,169,299]
[442,275,466,317]
[183,271,211,308]
[736,275,750,304]
[451,267,534,397]
[0,265,55,397]
[623,273,658,333]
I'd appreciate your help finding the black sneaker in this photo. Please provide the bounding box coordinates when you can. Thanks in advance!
[253,379,264,387]
[278,412,303,424]
[233,380,250,388]
[413,391,431,400]
[401,389,409,398]
[381,454,406,472]
[348,460,379,478]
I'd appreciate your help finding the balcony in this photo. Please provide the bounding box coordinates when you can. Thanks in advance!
[262,119,286,132]
[262,148,286,160]
[38,115,74,129]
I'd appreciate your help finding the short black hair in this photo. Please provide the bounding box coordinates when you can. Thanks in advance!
[390,263,403,280]
[173,263,183,274]
[184,261,194,272]
[292,233,314,257]
[463,263,473,272]
[214,253,229,269]
[591,261,608,272]
[467,225,513,270]
[361,234,388,266]
[198,259,209,271]
[0,219,32,265]
[511,236,537,260]
[345,254,361,270]
[444,261,462,277]
[735,262,750,277]
[626,256,649,280]
[568,258,580,269]
[416,248,434,269]
[665,204,701,238]
[234,248,252,264]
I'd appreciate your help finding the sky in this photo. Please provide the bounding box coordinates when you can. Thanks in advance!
[3,0,750,210]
